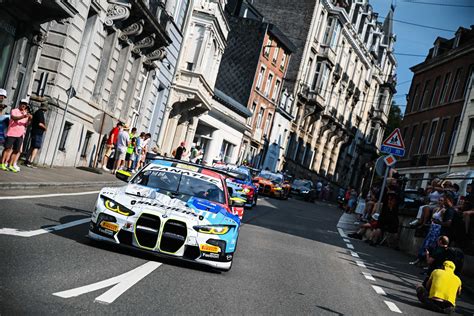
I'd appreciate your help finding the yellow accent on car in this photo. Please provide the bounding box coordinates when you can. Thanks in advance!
[105,199,132,216]
[200,244,220,253]
[176,163,199,171]
[230,197,246,204]
[197,226,230,235]
[117,169,131,177]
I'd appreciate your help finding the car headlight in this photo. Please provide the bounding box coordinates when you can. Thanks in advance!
[193,225,230,235]
[274,187,282,191]
[301,190,309,194]
[100,195,135,216]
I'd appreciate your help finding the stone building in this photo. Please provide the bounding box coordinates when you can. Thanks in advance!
[251,0,396,189]
[1,0,192,167]
[398,26,474,188]
[158,0,230,156]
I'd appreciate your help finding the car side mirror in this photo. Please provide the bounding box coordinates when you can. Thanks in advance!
[116,170,131,182]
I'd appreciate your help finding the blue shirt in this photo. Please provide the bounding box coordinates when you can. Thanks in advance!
[0,114,10,144]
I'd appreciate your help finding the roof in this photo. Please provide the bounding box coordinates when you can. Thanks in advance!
[267,23,297,53]
[149,158,226,180]
[213,88,252,118]
[381,4,394,45]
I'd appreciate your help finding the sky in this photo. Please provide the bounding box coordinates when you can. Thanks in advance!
[369,0,474,114]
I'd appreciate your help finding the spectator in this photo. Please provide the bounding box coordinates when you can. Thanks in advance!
[102,122,122,171]
[409,182,443,228]
[25,104,48,168]
[316,180,323,199]
[370,192,399,246]
[424,236,450,276]
[0,99,32,172]
[132,132,145,172]
[0,89,8,145]
[348,213,379,240]
[125,127,137,170]
[174,141,186,160]
[416,260,461,314]
[112,124,129,174]
[138,133,151,169]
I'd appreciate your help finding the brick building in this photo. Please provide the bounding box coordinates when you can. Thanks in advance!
[398,26,474,188]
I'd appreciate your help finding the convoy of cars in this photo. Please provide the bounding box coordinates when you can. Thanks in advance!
[290,179,318,202]
[252,170,291,199]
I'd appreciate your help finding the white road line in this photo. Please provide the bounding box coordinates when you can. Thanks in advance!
[356,260,366,268]
[346,243,354,249]
[337,228,347,238]
[0,190,100,200]
[0,218,89,237]
[363,272,376,281]
[350,251,359,258]
[372,285,386,295]
[343,238,350,243]
[53,261,161,304]
[384,301,402,313]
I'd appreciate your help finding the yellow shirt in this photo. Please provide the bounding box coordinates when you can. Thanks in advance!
[429,268,462,306]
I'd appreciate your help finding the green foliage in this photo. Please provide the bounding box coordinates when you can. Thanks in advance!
[384,102,403,139]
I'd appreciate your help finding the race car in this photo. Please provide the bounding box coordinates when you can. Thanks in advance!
[88,159,244,271]
[212,163,258,208]
[253,170,290,199]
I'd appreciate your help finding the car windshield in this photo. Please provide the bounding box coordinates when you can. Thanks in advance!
[131,169,225,204]
[259,171,284,183]
[293,180,312,188]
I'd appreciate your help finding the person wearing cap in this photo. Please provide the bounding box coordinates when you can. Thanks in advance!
[0,88,7,108]
[416,260,461,314]
[25,104,48,168]
[102,122,122,171]
[0,88,8,145]
[0,98,32,172]
[348,212,380,240]
[112,124,130,174]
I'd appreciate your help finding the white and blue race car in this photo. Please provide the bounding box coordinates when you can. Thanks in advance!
[88,159,244,271]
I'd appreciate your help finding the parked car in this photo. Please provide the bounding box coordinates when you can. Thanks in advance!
[88,158,244,271]
[401,189,425,210]
[253,170,290,199]
[290,179,318,202]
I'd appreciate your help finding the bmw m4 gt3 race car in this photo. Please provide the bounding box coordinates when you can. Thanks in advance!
[88,159,244,271]
[213,163,258,208]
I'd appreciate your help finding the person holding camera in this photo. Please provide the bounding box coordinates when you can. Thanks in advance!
[0,98,32,172]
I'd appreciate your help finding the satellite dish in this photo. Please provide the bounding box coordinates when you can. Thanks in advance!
[93,114,114,134]
[375,156,386,177]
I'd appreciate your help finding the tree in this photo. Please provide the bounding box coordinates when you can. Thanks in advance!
[384,101,403,139]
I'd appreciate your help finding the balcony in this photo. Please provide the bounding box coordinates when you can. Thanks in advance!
[319,45,337,66]
[353,87,361,102]
[381,75,397,94]
[298,84,325,119]
[338,114,344,123]
[347,81,355,96]
[332,63,342,83]
[342,72,349,83]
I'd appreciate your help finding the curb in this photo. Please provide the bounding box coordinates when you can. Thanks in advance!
[0,181,121,190]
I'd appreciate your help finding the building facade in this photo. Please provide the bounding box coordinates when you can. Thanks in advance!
[398,26,474,188]
[252,0,396,188]
[158,0,229,156]
[1,0,193,167]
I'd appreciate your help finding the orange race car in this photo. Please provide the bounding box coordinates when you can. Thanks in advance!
[253,170,290,199]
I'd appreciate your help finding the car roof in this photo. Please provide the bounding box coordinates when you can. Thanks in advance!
[149,158,226,180]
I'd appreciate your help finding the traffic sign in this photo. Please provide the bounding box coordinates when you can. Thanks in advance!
[383,154,397,167]
[381,128,405,156]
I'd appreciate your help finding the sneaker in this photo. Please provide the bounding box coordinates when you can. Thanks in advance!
[102,165,110,172]
[26,163,35,168]
[408,219,420,228]
[9,165,20,173]
[14,164,20,171]
[0,163,7,171]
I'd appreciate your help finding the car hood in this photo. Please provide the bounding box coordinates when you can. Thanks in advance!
[292,185,310,191]
[100,184,240,226]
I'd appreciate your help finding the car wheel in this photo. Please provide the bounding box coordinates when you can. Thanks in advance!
[253,195,258,206]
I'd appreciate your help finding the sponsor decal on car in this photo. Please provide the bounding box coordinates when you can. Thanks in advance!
[200,244,220,253]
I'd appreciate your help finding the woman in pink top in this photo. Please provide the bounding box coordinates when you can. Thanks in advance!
[0,99,32,172]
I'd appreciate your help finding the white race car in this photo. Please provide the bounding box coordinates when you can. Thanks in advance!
[88,159,244,271]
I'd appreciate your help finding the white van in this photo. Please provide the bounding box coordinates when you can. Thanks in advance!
[439,170,474,196]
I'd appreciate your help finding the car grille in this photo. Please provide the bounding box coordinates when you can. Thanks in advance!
[135,214,161,249]
[160,220,187,253]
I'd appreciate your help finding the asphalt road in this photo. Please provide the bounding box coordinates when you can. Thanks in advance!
[1,187,474,315]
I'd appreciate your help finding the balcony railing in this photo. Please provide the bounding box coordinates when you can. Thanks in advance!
[332,63,342,82]
[347,81,355,96]
[342,72,349,83]
[381,74,397,93]
[319,45,337,65]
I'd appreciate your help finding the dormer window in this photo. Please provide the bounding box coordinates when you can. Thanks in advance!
[432,45,439,58]
[453,32,461,49]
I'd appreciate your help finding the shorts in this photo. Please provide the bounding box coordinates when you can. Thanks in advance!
[30,133,44,149]
[4,136,23,151]
[104,144,113,158]
[125,152,132,161]
[115,147,126,161]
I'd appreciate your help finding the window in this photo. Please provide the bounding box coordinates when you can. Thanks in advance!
[280,53,286,70]
[417,123,427,154]
[185,24,205,72]
[256,107,264,128]
[315,11,325,42]
[221,140,235,163]
[272,79,281,101]
[436,119,448,155]
[264,73,274,97]
[264,39,271,57]
[272,47,279,63]
[323,17,340,49]
[426,120,438,154]
[429,76,441,108]
[59,122,73,152]
[81,131,93,158]
[419,80,430,110]
[449,68,462,101]
[439,72,451,104]
[256,66,265,90]
[305,57,314,84]
[448,117,460,154]
[463,64,474,97]
[408,125,417,156]
[462,118,474,153]
[330,21,341,49]
[247,101,256,126]
[408,84,419,113]
[264,113,273,136]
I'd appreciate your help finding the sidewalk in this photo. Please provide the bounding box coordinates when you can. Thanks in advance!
[0,165,121,190]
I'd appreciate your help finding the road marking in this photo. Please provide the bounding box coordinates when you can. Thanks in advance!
[350,251,359,258]
[346,243,354,249]
[53,261,161,304]
[0,190,100,200]
[0,218,89,237]
[337,228,347,238]
[343,238,350,243]
[356,260,366,268]
[384,301,402,313]
[372,285,386,295]
[363,272,376,281]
